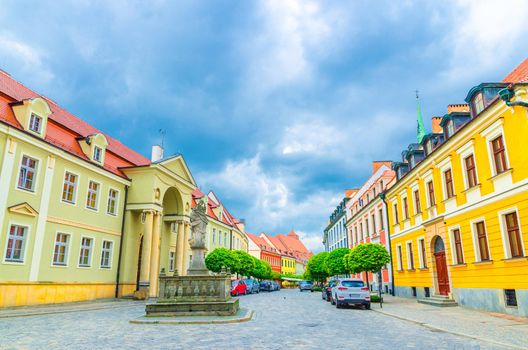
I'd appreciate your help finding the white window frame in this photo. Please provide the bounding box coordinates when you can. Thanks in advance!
[106,188,119,216]
[16,153,39,193]
[93,146,103,163]
[423,170,434,208]
[437,156,454,201]
[481,119,510,177]
[396,244,403,271]
[498,207,525,259]
[417,237,426,269]
[78,236,94,268]
[85,180,101,211]
[406,240,414,270]
[29,113,43,134]
[470,217,491,262]
[61,170,79,205]
[448,225,464,265]
[391,200,399,225]
[51,232,71,267]
[456,140,479,190]
[3,222,30,264]
[100,240,113,269]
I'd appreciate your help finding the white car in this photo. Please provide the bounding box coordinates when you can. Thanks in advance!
[330,278,371,309]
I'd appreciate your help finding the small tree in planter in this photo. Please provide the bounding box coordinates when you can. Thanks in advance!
[232,250,256,278]
[324,248,350,277]
[205,248,240,273]
[345,243,390,290]
[306,252,329,285]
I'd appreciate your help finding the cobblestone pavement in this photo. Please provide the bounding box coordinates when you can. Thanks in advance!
[0,289,517,350]
[371,295,528,349]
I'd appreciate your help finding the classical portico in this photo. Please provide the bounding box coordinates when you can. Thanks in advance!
[118,155,197,298]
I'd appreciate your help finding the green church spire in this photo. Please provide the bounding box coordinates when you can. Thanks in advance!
[416,90,426,143]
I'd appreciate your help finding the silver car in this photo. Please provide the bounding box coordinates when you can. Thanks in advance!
[330,278,371,309]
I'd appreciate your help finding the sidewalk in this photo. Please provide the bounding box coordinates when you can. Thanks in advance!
[371,295,528,349]
[0,298,145,318]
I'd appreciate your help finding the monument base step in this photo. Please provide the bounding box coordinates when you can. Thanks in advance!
[145,298,239,317]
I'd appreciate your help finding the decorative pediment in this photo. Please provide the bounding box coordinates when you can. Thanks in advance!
[8,202,38,217]
[158,155,196,186]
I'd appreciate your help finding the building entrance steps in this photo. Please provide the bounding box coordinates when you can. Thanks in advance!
[372,295,528,349]
[418,294,458,307]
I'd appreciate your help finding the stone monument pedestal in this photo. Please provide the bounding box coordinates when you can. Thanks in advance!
[146,272,239,317]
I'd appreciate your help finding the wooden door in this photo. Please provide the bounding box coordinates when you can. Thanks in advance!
[434,251,450,295]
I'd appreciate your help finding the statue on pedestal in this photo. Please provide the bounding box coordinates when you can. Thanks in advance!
[187,200,209,275]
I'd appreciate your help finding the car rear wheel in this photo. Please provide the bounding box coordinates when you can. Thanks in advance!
[336,301,341,309]
[235,291,239,296]
[330,295,336,305]
[365,303,371,310]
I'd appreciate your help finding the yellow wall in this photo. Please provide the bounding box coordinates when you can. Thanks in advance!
[387,87,528,293]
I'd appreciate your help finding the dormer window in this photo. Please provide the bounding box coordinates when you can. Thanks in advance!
[29,113,42,134]
[473,92,484,115]
[446,121,455,138]
[425,141,432,155]
[93,146,103,163]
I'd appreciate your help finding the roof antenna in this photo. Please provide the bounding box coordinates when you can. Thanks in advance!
[159,129,166,148]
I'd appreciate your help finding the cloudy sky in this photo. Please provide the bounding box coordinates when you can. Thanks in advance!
[1,1,527,251]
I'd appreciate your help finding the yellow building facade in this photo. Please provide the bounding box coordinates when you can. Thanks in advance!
[386,76,528,316]
[0,71,200,307]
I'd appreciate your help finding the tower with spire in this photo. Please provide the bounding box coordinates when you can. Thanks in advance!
[416,90,426,143]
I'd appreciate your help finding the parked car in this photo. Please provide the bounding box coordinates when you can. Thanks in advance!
[272,281,281,291]
[244,279,260,294]
[231,279,247,296]
[322,280,337,301]
[330,278,370,309]
[259,281,273,292]
[299,280,314,292]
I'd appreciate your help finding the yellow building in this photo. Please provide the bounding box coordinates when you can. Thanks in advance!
[0,70,199,306]
[385,60,528,316]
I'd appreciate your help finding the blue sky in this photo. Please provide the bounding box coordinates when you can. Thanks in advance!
[1,1,527,251]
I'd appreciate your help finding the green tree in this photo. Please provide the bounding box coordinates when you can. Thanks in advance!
[232,250,256,277]
[345,243,390,289]
[249,257,265,279]
[324,248,350,276]
[204,248,240,273]
[270,271,281,281]
[306,252,329,284]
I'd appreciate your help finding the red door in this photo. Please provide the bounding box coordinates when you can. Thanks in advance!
[434,251,450,295]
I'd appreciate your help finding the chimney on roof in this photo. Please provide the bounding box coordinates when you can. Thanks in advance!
[372,161,392,174]
[151,144,164,162]
[431,117,443,134]
[447,104,469,114]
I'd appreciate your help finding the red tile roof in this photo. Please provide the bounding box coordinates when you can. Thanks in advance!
[0,70,150,177]
[503,58,528,83]
[246,232,278,254]
[261,231,313,261]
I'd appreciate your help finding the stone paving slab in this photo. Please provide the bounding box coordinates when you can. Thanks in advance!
[130,308,253,324]
[0,299,145,318]
[371,296,528,349]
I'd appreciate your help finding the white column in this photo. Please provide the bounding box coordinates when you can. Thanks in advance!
[0,138,17,229]
[29,155,56,281]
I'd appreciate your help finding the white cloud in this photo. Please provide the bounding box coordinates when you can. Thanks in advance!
[241,0,348,96]
[279,119,346,156]
[0,33,54,86]
[441,0,528,82]
[197,152,341,252]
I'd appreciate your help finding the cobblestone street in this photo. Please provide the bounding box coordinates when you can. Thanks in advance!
[0,289,519,349]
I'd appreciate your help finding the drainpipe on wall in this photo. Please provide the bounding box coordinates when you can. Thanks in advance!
[380,192,395,296]
[499,86,528,107]
[115,185,129,298]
